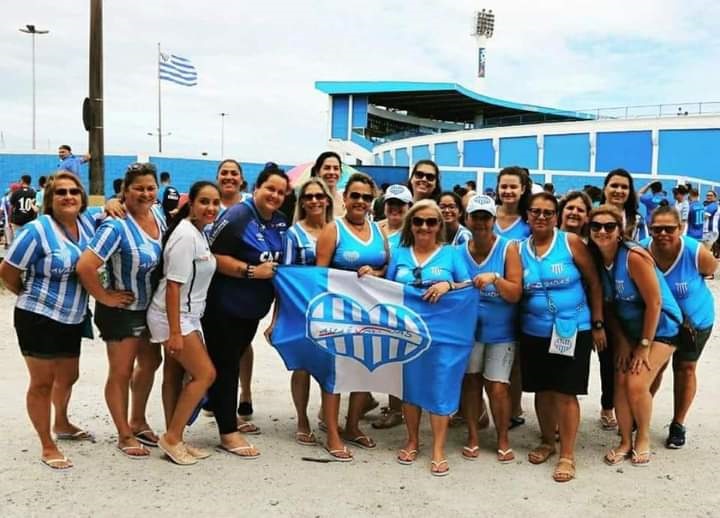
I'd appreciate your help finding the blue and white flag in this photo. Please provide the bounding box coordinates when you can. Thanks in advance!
[159,52,198,86]
[271,267,476,415]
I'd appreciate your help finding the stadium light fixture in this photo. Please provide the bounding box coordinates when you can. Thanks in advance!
[471,9,495,79]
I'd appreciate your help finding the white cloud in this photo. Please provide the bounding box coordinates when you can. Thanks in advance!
[1,0,717,162]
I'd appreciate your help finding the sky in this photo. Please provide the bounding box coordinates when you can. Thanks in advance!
[1,0,718,163]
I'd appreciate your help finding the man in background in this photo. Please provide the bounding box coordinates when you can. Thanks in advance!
[673,184,689,233]
[158,171,180,219]
[9,175,37,235]
[57,145,90,175]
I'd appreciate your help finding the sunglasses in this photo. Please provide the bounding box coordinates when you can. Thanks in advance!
[528,208,556,219]
[589,221,619,232]
[413,171,437,182]
[301,193,326,202]
[411,216,440,228]
[649,225,678,235]
[348,192,374,203]
[127,162,157,173]
[54,188,82,196]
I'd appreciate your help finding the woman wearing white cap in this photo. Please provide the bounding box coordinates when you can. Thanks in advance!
[458,195,523,463]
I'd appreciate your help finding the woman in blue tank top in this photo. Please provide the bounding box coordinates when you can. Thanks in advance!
[588,205,682,468]
[520,193,606,483]
[600,168,647,241]
[278,178,334,446]
[644,206,717,449]
[316,173,389,461]
[439,192,471,246]
[457,195,523,464]
[385,200,471,476]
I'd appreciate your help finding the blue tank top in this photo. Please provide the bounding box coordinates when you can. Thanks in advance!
[520,230,590,337]
[386,244,470,286]
[686,200,705,239]
[458,237,517,344]
[284,223,317,266]
[449,225,472,246]
[602,243,682,339]
[644,236,714,330]
[331,217,387,271]
[494,217,530,242]
[387,231,401,251]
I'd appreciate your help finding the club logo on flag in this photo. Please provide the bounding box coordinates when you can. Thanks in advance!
[306,292,432,371]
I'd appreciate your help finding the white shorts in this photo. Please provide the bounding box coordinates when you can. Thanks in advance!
[146,307,203,344]
[465,341,516,383]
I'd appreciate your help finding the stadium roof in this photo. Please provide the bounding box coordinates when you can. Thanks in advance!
[315,81,594,123]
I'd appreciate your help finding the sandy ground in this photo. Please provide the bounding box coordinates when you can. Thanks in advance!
[1,283,719,518]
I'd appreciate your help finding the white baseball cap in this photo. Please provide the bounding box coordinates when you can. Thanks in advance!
[466,194,497,216]
[384,184,413,204]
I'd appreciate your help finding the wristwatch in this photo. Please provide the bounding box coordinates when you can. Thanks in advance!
[639,338,651,348]
[592,320,604,330]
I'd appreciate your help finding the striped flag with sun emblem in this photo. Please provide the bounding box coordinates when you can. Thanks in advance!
[271,266,476,415]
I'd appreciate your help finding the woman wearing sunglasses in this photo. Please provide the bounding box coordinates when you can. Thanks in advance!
[385,200,470,476]
[457,195,522,464]
[77,163,165,458]
[587,206,681,468]
[642,206,717,449]
[407,160,442,203]
[520,192,606,482]
[278,178,334,446]
[0,173,96,470]
[439,191,472,245]
[315,172,389,461]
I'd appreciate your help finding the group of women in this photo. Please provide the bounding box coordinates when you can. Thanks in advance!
[1,154,715,482]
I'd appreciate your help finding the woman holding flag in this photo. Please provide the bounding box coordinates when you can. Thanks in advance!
[386,199,471,476]
[315,172,389,460]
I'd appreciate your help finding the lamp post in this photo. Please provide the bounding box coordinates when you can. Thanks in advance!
[19,24,49,150]
[219,112,229,158]
[471,9,495,79]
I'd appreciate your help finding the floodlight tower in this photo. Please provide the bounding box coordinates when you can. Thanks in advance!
[472,9,495,79]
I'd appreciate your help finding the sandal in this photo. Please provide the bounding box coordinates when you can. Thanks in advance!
[397,448,418,465]
[343,434,376,449]
[431,459,449,477]
[553,457,576,482]
[157,436,197,466]
[55,429,96,443]
[462,445,480,461]
[41,456,73,470]
[217,443,261,459]
[324,445,353,462]
[237,420,262,435]
[185,444,212,459]
[604,448,631,466]
[528,443,556,465]
[117,444,150,459]
[600,413,618,430]
[631,450,651,467]
[295,431,317,446]
[134,429,159,448]
[372,409,404,429]
[497,448,515,463]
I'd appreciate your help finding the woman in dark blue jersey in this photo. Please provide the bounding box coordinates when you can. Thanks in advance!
[203,164,289,459]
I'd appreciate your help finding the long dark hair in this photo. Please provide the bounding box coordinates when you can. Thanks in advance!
[152,181,220,292]
[496,166,532,221]
[600,168,639,228]
[407,160,442,201]
[310,151,342,177]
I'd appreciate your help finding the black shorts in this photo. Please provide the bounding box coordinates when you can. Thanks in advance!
[94,302,148,342]
[674,326,712,364]
[14,307,83,359]
[520,331,593,395]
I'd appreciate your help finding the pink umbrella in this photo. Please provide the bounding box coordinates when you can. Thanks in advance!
[286,162,361,189]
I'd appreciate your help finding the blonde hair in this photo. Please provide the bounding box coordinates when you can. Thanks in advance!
[293,178,334,224]
[42,171,88,216]
[399,199,446,247]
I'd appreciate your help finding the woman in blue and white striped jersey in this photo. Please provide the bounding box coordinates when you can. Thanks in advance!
[77,163,166,459]
[0,172,96,470]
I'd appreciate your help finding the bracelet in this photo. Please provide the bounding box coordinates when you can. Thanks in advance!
[446,281,453,291]
[247,265,256,279]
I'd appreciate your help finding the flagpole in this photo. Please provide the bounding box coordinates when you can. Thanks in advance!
[157,42,162,153]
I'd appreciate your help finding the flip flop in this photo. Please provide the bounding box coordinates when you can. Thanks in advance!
[295,431,317,446]
[600,414,618,430]
[396,448,418,465]
[553,457,576,482]
[41,456,73,470]
[185,444,212,459]
[117,445,150,459]
[217,444,261,460]
[324,445,353,462]
[604,448,631,466]
[237,421,262,435]
[528,443,556,465]
[631,450,651,467]
[462,445,480,461]
[431,459,449,477]
[55,430,95,442]
[344,435,376,450]
[134,430,159,448]
[497,448,515,463]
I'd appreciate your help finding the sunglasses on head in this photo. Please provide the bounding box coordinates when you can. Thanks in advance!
[649,224,678,235]
[413,171,437,182]
[301,193,326,202]
[348,192,374,203]
[411,216,440,228]
[528,208,556,219]
[54,187,82,196]
[127,162,156,173]
[589,221,619,232]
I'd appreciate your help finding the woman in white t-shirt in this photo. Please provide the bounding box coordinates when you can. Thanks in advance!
[147,181,220,466]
